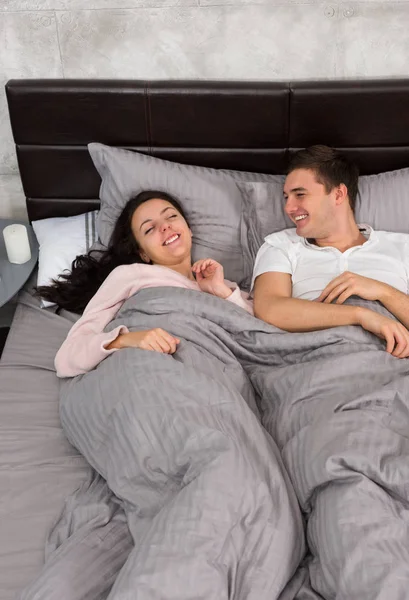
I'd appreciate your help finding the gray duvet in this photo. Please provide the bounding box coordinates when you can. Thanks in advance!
[20,288,409,599]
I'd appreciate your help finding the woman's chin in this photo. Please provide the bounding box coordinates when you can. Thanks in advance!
[164,247,187,258]
[159,247,190,263]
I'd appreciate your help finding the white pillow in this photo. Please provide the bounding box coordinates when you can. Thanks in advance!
[32,211,99,307]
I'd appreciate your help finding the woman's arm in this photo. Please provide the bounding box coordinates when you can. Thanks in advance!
[192,259,253,314]
[55,266,135,378]
[106,329,180,353]
[224,284,254,315]
[55,310,129,378]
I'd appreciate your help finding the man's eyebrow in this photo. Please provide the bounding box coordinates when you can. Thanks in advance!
[140,206,174,230]
[283,187,308,196]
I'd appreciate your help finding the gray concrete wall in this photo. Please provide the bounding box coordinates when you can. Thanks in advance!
[1,0,407,218]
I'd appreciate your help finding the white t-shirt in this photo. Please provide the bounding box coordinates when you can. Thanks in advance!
[252,225,409,300]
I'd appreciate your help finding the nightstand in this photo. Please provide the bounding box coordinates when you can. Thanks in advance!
[0,219,39,357]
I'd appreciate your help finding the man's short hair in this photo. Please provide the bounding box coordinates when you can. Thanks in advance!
[288,145,359,212]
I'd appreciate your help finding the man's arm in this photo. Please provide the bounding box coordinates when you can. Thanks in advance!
[376,287,409,330]
[316,271,409,330]
[254,272,409,358]
[253,272,364,332]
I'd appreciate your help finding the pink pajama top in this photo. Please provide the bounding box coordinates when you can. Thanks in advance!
[55,263,253,378]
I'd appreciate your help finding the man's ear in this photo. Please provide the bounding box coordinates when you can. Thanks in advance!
[335,183,349,206]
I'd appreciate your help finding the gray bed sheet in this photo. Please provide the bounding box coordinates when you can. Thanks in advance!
[1,287,317,600]
[0,288,90,600]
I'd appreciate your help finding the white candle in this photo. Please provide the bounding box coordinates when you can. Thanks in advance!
[3,224,31,265]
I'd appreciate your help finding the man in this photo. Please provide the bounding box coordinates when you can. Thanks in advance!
[251,145,409,599]
[253,145,409,358]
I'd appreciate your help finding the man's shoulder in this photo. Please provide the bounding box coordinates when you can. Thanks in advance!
[373,229,409,246]
[264,227,300,248]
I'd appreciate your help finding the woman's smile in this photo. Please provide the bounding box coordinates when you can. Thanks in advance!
[163,233,181,246]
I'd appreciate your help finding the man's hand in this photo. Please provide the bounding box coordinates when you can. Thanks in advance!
[358,309,409,358]
[317,272,389,304]
[192,259,232,299]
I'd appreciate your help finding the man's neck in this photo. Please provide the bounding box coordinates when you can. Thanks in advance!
[313,221,367,253]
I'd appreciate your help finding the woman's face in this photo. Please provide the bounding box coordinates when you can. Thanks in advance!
[131,198,192,267]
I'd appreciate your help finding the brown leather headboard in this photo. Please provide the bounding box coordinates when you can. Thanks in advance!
[6,78,409,221]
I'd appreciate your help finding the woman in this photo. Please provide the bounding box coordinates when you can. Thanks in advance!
[33,193,303,600]
[38,191,252,378]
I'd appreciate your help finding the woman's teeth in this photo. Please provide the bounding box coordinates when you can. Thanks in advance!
[164,234,180,245]
[295,215,308,221]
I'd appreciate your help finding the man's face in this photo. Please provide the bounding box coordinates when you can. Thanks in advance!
[283,168,337,239]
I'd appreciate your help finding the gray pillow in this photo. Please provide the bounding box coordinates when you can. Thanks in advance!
[356,167,409,233]
[238,180,291,265]
[239,166,409,265]
[88,142,282,289]
[90,143,409,288]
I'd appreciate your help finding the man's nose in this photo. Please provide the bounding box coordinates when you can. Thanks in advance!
[284,196,296,214]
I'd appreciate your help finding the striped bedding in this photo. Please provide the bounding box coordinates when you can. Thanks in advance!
[20,287,307,600]
[20,289,409,599]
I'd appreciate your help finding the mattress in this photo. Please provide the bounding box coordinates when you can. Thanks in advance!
[0,288,90,600]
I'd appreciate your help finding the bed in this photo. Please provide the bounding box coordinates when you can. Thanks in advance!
[2,78,409,600]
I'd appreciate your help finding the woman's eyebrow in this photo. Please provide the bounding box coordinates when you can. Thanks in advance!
[139,218,152,230]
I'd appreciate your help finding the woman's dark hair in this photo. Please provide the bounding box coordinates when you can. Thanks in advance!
[35,191,189,314]
[288,145,359,212]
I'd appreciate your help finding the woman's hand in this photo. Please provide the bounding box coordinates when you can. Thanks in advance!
[317,272,389,305]
[107,329,180,354]
[192,259,232,299]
